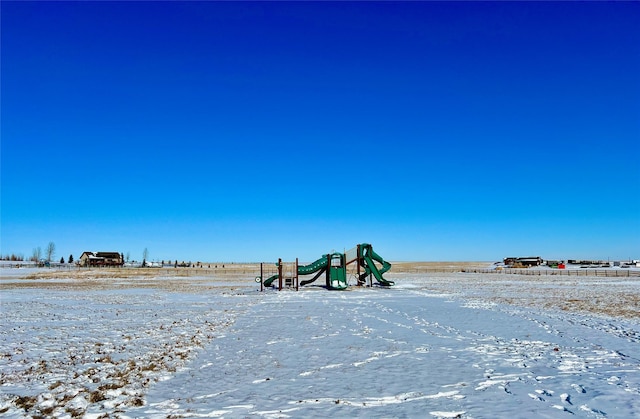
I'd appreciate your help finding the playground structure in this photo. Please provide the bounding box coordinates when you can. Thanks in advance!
[258,243,394,291]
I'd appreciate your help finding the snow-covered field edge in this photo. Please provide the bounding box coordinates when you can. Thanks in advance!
[1,268,639,418]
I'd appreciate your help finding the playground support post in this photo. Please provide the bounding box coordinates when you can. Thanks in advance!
[325,253,331,288]
[260,263,263,292]
[278,258,283,291]
[357,243,362,286]
[295,258,299,291]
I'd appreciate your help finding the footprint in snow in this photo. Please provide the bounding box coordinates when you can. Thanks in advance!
[571,383,586,393]
[528,393,544,402]
[552,405,574,414]
[560,393,572,404]
[535,389,553,397]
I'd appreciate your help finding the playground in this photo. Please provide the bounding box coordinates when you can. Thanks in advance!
[258,243,394,291]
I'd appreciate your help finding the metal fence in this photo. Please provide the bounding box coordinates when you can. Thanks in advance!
[0,263,261,276]
[389,266,640,277]
[461,268,640,277]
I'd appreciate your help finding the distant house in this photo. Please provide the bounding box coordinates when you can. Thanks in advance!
[79,251,123,267]
[503,257,543,267]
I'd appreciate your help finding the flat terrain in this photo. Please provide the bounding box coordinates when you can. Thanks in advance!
[5,263,638,319]
[1,266,639,418]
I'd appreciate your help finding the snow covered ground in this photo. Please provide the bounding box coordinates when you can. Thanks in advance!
[1,269,639,418]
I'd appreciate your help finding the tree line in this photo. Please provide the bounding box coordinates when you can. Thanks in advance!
[1,242,72,264]
[2,245,196,267]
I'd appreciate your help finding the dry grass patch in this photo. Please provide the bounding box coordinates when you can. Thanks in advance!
[391,261,493,272]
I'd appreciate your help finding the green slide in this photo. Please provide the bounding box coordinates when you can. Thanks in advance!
[360,243,394,286]
[298,256,329,276]
[262,273,280,287]
[298,255,331,287]
[262,255,330,288]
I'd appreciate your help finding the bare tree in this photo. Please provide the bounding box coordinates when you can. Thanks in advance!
[31,247,42,262]
[46,242,56,262]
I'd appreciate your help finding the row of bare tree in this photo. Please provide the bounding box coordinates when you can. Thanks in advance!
[30,242,56,262]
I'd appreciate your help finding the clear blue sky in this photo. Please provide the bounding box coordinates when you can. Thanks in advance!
[2,1,639,263]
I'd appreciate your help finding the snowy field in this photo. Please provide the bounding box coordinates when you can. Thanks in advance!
[1,268,639,418]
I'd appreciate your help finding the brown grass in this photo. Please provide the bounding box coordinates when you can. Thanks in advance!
[7,261,491,281]
[401,272,640,319]
[390,261,493,272]
[3,263,638,319]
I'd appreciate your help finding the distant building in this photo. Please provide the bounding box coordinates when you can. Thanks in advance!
[567,259,605,265]
[503,257,543,267]
[79,251,123,267]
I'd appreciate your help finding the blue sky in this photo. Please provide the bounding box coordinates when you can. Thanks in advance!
[2,1,639,263]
